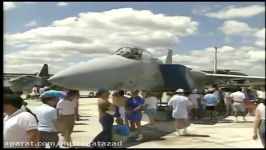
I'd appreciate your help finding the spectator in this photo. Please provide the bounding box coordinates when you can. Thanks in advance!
[244,88,256,116]
[74,90,80,121]
[56,90,79,147]
[112,118,130,144]
[35,90,63,148]
[92,88,114,148]
[256,87,265,103]
[30,85,40,99]
[112,90,127,122]
[4,94,39,148]
[188,89,201,120]
[252,99,265,147]
[229,87,246,122]
[203,88,219,121]
[144,91,158,129]
[223,88,233,116]
[168,89,192,136]
[125,90,145,141]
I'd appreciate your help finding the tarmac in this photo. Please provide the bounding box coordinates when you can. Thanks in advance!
[26,97,264,148]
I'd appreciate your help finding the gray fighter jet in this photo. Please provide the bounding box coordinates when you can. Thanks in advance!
[6,64,52,93]
[48,47,265,92]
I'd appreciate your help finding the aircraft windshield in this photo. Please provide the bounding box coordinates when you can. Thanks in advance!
[114,47,153,60]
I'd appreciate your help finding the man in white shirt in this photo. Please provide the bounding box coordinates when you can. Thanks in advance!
[168,89,192,136]
[144,91,158,129]
[229,87,246,122]
[56,90,79,147]
[4,94,39,148]
[257,87,265,102]
[252,100,265,147]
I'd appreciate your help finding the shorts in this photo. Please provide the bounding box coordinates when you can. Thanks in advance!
[145,108,157,117]
[205,106,215,111]
[126,112,142,122]
[233,102,245,113]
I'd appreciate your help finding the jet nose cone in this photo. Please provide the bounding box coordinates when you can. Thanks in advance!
[48,56,122,90]
[48,70,76,88]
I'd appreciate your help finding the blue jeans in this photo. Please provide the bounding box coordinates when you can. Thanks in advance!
[92,115,114,143]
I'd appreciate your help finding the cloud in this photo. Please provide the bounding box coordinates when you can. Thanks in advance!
[159,45,265,76]
[218,20,257,36]
[57,2,68,7]
[4,8,198,74]
[24,2,37,4]
[205,5,265,19]
[25,20,38,27]
[255,28,265,47]
[4,2,15,11]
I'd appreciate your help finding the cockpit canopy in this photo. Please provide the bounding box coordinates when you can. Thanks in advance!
[114,47,154,60]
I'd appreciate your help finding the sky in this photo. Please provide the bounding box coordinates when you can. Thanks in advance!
[3,2,265,76]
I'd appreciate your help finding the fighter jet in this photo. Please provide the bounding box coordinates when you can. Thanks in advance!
[6,64,52,93]
[48,47,265,92]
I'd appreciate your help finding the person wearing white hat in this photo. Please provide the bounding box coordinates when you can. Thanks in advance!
[168,89,192,136]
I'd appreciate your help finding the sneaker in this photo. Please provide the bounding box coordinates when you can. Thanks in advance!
[136,134,143,141]
[174,130,181,136]
[182,128,189,135]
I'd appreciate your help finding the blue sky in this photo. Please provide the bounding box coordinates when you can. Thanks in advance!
[4,2,265,76]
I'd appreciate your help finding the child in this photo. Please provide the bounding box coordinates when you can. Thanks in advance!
[112,118,130,144]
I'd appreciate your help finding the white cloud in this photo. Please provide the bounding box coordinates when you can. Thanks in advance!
[24,2,37,4]
[205,5,265,19]
[25,20,38,27]
[219,20,257,36]
[4,8,198,74]
[57,2,68,7]
[255,28,265,47]
[159,46,265,76]
[4,2,15,11]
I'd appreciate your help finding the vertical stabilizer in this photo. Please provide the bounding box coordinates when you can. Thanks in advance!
[165,49,172,64]
[37,64,49,77]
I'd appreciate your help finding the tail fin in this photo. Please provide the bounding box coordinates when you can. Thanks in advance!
[165,49,172,64]
[37,64,49,77]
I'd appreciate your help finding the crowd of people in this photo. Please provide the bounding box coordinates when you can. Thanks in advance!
[4,86,79,148]
[3,84,265,148]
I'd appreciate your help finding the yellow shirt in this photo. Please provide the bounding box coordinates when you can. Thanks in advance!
[98,98,113,118]
[112,96,126,107]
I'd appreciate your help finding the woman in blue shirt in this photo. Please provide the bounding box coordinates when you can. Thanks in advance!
[125,90,144,141]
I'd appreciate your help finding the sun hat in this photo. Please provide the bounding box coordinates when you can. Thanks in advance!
[40,90,66,100]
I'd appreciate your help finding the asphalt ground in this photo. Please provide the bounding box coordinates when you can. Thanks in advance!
[25,97,264,148]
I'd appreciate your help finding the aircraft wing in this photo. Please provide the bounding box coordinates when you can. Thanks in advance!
[205,73,265,83]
